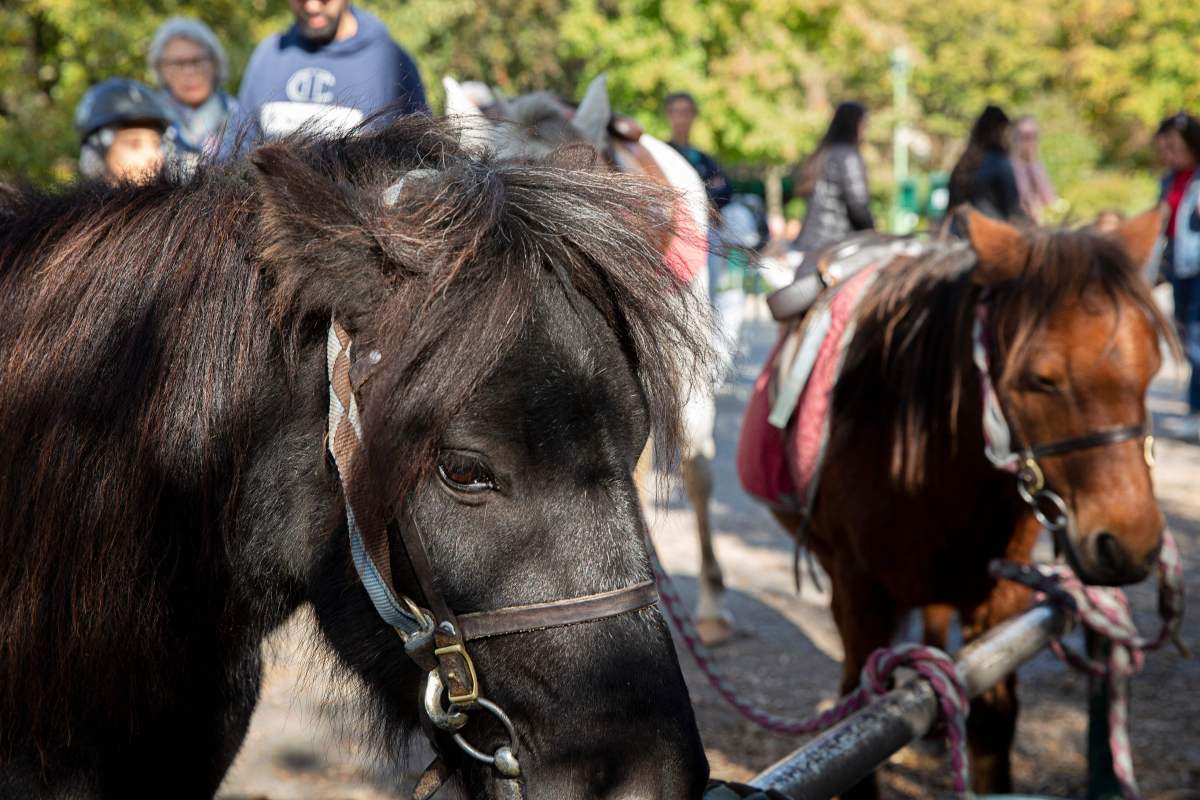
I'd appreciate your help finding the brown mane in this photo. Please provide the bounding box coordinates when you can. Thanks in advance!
[838,229,1177,491]
[0,116,713,753]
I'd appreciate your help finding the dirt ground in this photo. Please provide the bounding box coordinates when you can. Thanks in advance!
[218,295,1200,800]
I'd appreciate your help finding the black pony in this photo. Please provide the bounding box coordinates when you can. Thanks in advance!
[0,118,713,799]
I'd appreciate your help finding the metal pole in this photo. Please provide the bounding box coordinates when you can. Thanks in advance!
[753,603,1071,799]
[1086,629,1122,800]
[890,47,911,233]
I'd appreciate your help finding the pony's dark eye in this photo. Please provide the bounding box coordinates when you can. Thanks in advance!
[1023,373,1060,394]
[437,452,497,493]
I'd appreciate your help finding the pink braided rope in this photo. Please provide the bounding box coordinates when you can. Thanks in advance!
[646,540,972,793]
[989,529,1186,800]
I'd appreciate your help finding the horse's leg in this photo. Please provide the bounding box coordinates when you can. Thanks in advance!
[960,581,1033,794]
[830,567,902,800]
[682,450,732,645]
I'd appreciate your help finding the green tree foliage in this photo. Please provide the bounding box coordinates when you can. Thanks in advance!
[3,0,1199,215]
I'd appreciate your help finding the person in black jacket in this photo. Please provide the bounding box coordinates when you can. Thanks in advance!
[794,101,874,252]
[948,105,1024,221]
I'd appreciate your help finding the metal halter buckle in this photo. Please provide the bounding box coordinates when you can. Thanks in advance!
[434,641,480,706]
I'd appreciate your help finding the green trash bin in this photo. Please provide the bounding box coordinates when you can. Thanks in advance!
[926,170,951,225]
[894,176,920,234]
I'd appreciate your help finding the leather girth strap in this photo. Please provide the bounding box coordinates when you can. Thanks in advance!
[326,320,661,710]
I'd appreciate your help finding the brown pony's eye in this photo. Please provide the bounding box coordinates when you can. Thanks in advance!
[437,452,497,493]
[1022,373,1060,394]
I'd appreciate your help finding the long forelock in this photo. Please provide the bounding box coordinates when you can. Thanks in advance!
[339,130,715,511]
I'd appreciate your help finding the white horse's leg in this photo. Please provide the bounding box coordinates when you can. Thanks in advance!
[681,448,733,645]
[681,383,733,644]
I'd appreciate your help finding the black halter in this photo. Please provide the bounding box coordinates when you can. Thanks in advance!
[1025,423,1149,462]
[1011,422,1153,535]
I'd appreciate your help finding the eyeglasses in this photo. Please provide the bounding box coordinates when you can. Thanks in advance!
[159,56,213,75]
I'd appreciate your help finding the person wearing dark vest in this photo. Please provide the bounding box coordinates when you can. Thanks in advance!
[664,92,733,211]
[948,105,1024,222]
[793,101,875,253]
[223,0,427,156]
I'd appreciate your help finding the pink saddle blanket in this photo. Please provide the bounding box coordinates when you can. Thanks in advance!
[737,265,880,511]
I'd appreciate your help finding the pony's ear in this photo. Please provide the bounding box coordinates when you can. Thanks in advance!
[573,74,611,148]
[251,143,387,330]
[1112,206,1166,268]
[490,87,514,121]
[442,76,490,153]
[963,207,1030,285]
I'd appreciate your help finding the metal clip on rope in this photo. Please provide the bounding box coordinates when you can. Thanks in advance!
[422,670,523,778]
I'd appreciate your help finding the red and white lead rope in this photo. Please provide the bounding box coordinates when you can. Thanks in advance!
[648,527,1184,799]
[645,539,973,794]
[990,529,1186,800]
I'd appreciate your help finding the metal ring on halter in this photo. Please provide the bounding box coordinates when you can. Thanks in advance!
[1027,489,1069,532]
[451,697,522,778]
[1016,456,1045,499]
[1144,435,1156,468]
[422,669,468,732]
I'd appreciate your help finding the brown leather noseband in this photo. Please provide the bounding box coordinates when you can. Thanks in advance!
[326,321,658,788]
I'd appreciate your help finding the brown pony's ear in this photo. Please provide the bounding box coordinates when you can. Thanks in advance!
[1112,206,1166,268]
[963,207,1030,285]
[251,143,387,331]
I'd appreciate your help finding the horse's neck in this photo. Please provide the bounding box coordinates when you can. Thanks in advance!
[611,139,668,185]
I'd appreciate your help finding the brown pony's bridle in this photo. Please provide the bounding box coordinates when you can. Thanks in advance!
[973,300,1155,534]
[326,321,658,798]
[1012,423,1153,533]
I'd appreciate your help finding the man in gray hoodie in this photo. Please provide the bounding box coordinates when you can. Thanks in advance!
[225,0,427,155]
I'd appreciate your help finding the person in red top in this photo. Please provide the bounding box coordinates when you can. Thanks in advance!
[1157,112,1200,438]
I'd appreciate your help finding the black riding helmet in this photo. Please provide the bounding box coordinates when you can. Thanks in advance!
[74,79,170,143]
[75,79,173,179]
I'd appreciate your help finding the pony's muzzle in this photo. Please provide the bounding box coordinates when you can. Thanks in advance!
[1083,530,1158,585]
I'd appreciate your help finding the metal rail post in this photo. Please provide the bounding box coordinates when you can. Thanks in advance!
[1086,629,1122,800]
[752,603,1071,799]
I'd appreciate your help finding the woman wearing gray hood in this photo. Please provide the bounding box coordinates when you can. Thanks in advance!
[149,17,238,161]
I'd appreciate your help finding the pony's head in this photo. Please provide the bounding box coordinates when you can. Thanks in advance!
[252,120,712,797]
[444,74,613,159]
[966,208,1172,585]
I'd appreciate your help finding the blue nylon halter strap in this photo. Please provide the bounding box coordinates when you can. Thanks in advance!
[326,322,432,640]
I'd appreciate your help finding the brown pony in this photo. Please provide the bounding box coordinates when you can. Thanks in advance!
[0,117,712,799]
[774,209,1171,795]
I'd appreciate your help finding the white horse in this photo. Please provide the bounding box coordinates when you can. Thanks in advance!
[443,75,735,643]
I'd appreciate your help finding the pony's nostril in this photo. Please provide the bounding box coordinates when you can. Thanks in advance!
[1094,532,1130,576]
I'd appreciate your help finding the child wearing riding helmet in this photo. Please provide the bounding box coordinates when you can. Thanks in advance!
[74,79,172,184]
